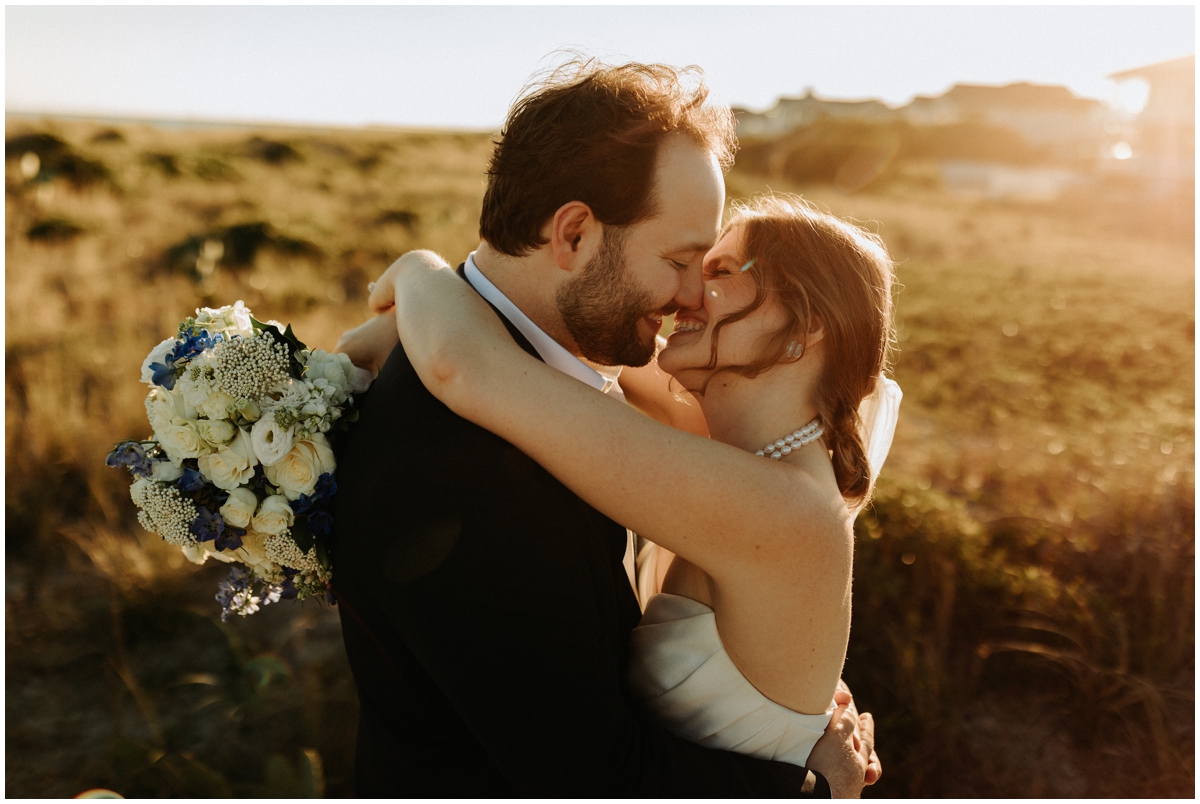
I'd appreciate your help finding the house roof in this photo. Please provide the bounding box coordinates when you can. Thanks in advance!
[1109,54,1195,83]
[938,82,1100,112]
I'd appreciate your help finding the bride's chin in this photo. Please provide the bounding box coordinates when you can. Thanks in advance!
[656,354,703,389]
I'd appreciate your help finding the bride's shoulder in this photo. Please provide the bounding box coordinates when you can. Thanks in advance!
[773,464,854,546]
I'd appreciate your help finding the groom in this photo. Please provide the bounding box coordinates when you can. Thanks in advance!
[332,59,878,796]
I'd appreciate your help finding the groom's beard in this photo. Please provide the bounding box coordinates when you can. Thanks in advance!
[556,229,660,367]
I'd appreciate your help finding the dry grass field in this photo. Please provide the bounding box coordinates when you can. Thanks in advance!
[5,116,1194,797]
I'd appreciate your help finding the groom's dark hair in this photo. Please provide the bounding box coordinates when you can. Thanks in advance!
[480,57,737,257]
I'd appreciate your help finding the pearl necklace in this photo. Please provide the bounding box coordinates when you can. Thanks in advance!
[755,418,823,460]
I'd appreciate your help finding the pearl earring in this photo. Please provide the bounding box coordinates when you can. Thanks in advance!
[786,340,804,359]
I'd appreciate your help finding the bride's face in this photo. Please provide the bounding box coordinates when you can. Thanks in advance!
[657,225,790,386]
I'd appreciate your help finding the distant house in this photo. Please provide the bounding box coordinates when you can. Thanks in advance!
[899,82,1107,158]
[734,89,895,137]
[1108,54,1194,184]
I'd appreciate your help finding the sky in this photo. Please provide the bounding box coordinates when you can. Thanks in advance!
[6,5,1195,129]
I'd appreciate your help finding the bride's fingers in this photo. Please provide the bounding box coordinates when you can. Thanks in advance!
[368,262,402,314]
[832,688,852,708]
[369,250,450,314]
[334,313,400,374]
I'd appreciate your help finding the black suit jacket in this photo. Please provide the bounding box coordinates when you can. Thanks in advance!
[330,265,830,797]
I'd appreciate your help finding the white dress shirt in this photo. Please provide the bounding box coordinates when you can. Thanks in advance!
[463,253,639,596]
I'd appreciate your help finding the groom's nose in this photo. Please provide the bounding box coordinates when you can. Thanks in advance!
[672,258,705,311]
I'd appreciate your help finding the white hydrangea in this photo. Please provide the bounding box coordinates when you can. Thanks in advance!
[263,533,322,573]
[209,332,292,402]
[303,349,356,403]
[132,480,198,547]
[264,377,311,412]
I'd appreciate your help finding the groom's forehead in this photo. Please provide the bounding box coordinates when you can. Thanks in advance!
[646,137,724,233]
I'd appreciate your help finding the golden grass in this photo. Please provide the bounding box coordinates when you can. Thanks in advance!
[6,115,1193,797]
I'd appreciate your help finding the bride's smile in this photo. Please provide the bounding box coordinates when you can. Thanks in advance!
[659,224,796,389]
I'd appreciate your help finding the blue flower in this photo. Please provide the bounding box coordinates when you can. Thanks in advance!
[293,472,337,517]
[151,333,214,390]
[305,510,333,537]
[216,566,282,621]
[105,441,155,478]
[215,525,245,552]
[149,360,179,390]
[176,467,205,495]
[190,507,226,543]
[171,332,212,363]
[313,472,337,501]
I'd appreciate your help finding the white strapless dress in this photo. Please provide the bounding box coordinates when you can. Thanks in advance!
[627,593,834,768]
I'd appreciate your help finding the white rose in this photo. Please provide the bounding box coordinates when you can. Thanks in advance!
[252,494,294,536]
[181,543,210,565]
[130,478,151,506]
[141,337,178,385]
[181,543,240,566]
[177,373,212,410]
[266,378,311,410]
[251,416,295,467]
[178,369,235,421]
[265,433,336,500]
[157,421,211,464]
[196,300,254,339]
[238,399,263,423]
[197,427,258,491]
[219,487,259,529]
[151,461,184,482]
[146,386,197,432]
[305,350,356,394]
[231,530,277,574]
[197,389,237,421]
[195,418,236,446]
[225,300,254,338]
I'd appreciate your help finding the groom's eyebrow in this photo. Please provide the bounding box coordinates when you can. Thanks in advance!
[669,238,717,254]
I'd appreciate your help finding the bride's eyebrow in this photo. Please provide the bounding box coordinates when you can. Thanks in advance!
[703,253,737,272]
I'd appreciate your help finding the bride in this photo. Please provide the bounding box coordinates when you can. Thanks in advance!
[345,193,896,788]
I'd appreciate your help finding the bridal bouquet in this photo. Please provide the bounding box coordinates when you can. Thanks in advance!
[106,301,362,620]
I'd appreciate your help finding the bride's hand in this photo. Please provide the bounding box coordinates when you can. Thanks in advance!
[334,312,399,376]
[367,249,448,314]
[806,687,879,798]
[834,679,881,786]
[334,250,454,375]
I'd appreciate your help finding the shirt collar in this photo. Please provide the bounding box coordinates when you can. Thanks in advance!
[464,253,624,400]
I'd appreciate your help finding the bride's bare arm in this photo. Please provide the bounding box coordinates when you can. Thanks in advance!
[385,252,848,584]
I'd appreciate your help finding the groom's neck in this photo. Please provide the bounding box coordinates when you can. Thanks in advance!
[472,241,581,356]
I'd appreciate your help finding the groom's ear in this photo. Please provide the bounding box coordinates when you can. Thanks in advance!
[549,201,601,272]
